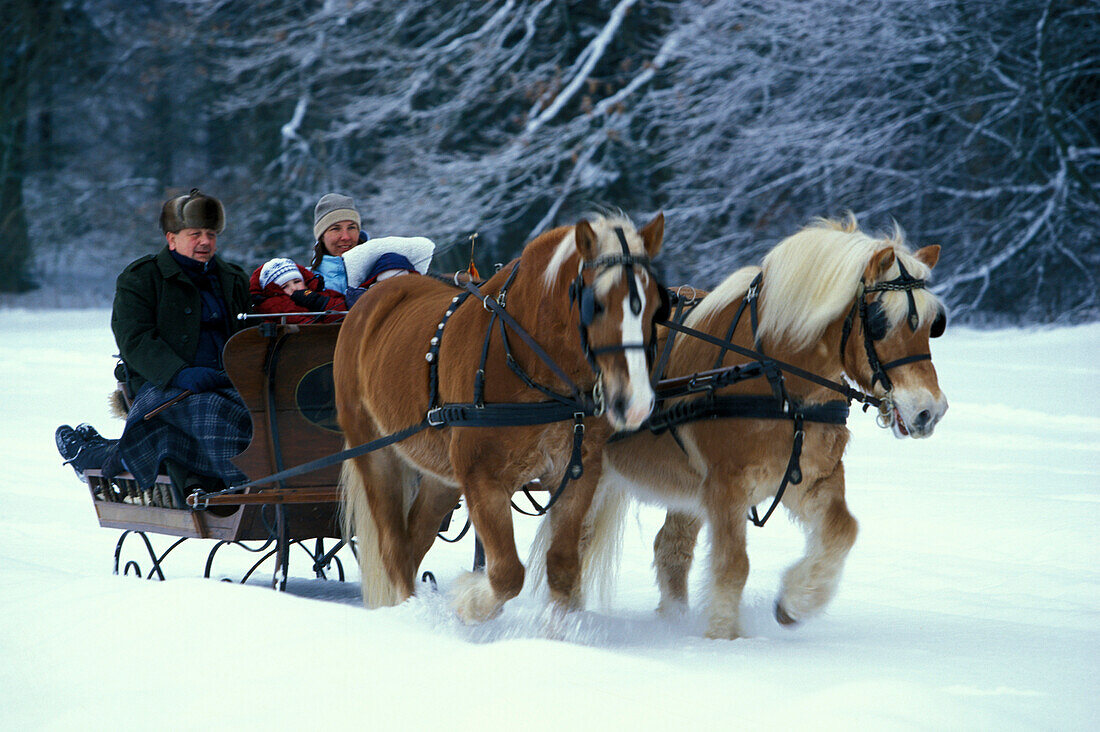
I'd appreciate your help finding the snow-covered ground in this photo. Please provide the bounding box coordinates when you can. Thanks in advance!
[1,309,1097,730]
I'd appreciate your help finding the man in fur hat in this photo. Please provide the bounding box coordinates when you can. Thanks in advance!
[55,189,253,505]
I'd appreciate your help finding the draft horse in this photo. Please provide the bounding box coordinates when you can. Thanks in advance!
[551,215,948,638]
[334,213,666,622]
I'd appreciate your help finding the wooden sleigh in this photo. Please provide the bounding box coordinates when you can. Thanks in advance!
[85,322,353,589]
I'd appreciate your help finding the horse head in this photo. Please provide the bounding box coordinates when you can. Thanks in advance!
[568,213,665,431]
[842,241,948,438]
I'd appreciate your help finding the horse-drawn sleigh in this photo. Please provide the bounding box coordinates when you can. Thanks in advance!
[82,212,947,638]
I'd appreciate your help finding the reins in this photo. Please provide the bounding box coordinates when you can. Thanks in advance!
[635,266,931,527]
[199,236,662,517]
[659,316,883,409]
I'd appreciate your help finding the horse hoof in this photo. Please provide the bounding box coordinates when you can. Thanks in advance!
[774,602,799,627]
[450,571,503,623]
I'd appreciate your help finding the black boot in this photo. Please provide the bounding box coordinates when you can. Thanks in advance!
[55,425,88,476]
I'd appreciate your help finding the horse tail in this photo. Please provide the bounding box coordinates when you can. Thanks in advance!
[578,478,628,610]
[525,476,629,611]
[525,511,552,599]
[339,454,407,608]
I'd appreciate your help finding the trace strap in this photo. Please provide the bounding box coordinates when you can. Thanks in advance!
[198,418,432,499]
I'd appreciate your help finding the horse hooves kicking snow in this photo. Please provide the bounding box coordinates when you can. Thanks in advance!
[774,602,799,627]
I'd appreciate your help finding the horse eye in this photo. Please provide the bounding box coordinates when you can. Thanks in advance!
[930,310,946,338]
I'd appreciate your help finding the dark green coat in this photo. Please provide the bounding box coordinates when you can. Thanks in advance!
[111,246,250,393]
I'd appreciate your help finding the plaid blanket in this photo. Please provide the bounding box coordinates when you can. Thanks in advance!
[114,384,252,490]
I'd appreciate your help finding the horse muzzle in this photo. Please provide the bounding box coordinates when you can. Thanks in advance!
[604,382,655,432]
[880,390,948,439]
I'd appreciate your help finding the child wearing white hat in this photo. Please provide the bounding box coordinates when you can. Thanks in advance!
[249,257,347,324]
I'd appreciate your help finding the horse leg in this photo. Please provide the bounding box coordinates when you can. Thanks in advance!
[407,475,461,571]
[450,479,524,623]
[543,469,603,612]
[703,474,751,639]
[653,510,703,616]
[775,461,858,626]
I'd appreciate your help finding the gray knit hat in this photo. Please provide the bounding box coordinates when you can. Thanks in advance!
[313,193,361,241]
[160,188,225,234]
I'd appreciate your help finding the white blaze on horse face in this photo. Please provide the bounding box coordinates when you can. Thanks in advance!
[615,274,656,429]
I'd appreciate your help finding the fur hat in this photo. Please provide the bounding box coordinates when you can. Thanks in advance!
[160,189,225,234]
[313,193,361,241]
[259,258,302,290]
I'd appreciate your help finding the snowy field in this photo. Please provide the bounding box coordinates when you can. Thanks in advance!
[1,309,1097,730]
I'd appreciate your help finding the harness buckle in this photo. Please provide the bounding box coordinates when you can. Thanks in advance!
[497,290,507,309]
[191,490,208,511]
[573,412,585,435]
[427,408,446,428]
[687,373,714,392]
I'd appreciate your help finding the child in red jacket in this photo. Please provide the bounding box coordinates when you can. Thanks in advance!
[249,258,347,324]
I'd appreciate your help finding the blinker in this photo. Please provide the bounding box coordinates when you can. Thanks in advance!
[930,308,946,338]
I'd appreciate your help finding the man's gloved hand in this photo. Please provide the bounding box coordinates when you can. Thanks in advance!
[172,366,231,393]
[290,289,330,312]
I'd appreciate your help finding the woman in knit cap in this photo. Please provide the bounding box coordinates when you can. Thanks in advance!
[249,256,347,324]
[309,193,366,292]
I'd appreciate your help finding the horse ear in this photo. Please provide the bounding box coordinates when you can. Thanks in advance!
[574,219,597,261]
[640,212,664,258]
[867,248,896,280]
[914,244,940,269]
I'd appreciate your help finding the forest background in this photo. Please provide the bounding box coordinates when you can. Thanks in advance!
[2,0,1097,323]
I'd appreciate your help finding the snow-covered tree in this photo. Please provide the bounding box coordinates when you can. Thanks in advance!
[11,0,1098,321]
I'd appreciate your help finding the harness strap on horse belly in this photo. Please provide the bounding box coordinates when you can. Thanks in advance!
[749,413,805,527]
[509,412,586,516]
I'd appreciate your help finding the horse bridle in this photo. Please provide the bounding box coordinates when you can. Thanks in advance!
[839,258,946,399]
[568,227,670,378]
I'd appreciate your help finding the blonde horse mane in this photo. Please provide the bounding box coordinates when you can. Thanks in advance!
[687,215,942,351]
[541,213,646,294]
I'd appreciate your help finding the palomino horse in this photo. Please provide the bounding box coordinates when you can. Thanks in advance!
[334,213,665,622]
[540,215,947,638]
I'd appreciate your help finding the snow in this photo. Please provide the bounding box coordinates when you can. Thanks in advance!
[1,309,1097,730]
